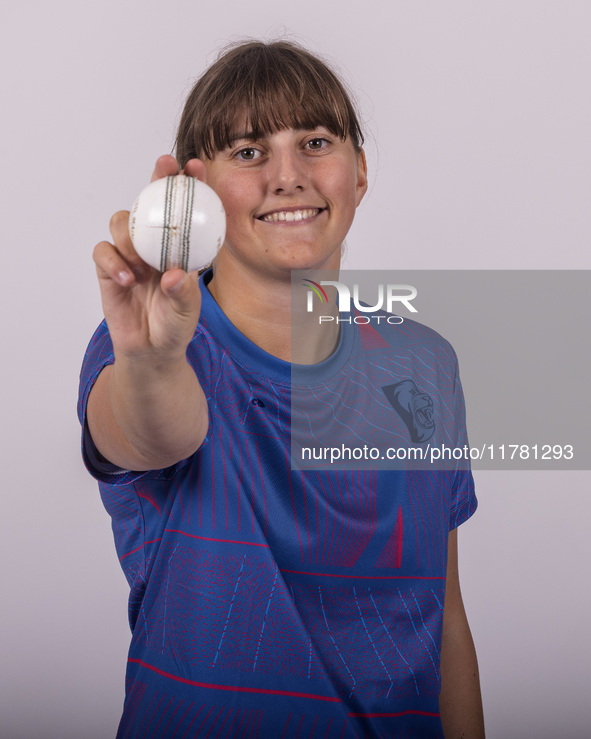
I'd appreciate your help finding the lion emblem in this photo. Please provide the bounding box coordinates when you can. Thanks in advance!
[382,379,436,443]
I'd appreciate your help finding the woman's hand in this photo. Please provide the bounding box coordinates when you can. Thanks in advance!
[87,156,211,471]
[92,155,207,362]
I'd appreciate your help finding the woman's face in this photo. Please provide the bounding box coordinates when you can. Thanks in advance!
[203,124,368,278]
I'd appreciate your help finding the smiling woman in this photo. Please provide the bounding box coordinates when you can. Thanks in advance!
[203,125,367,289]
[175,41,368,289]
[79,38,484,739]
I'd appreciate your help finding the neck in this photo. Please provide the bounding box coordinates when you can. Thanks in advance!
[207,254,340,364]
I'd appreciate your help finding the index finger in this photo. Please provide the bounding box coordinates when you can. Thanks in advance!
[150,154,180,182]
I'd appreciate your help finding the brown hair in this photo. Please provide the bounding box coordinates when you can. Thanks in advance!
[175,40,364,166]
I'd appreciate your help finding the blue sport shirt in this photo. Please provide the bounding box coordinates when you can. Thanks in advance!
[78,270,477,738]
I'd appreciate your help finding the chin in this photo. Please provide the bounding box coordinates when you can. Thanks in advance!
[276,245,341,272]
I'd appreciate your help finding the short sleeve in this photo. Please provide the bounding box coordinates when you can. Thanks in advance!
[448,354,478,529]
[77,321,194,485]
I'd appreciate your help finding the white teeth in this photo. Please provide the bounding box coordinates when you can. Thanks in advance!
[261,209,320,223]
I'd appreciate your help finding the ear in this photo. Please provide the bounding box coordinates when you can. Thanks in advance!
[355,148,368,206]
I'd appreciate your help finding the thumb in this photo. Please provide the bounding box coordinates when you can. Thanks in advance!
[160,269,202,315]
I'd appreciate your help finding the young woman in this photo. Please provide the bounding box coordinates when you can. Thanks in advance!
[79,40,484,737]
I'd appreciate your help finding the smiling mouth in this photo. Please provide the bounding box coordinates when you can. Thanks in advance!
[259,208,323,223]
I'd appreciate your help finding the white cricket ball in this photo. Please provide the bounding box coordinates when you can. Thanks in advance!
[129,174,225,272]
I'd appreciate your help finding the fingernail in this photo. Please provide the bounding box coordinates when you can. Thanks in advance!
[118,270,133,284]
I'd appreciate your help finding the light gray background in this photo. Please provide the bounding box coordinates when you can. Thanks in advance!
[1,1,589,737]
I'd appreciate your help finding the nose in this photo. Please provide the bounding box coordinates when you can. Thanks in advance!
[267,147,308,195]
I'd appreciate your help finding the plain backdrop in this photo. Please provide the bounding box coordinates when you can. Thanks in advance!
[1,1,590,737]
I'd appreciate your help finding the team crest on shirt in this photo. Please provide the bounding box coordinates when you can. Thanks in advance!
[382,379,436,443]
